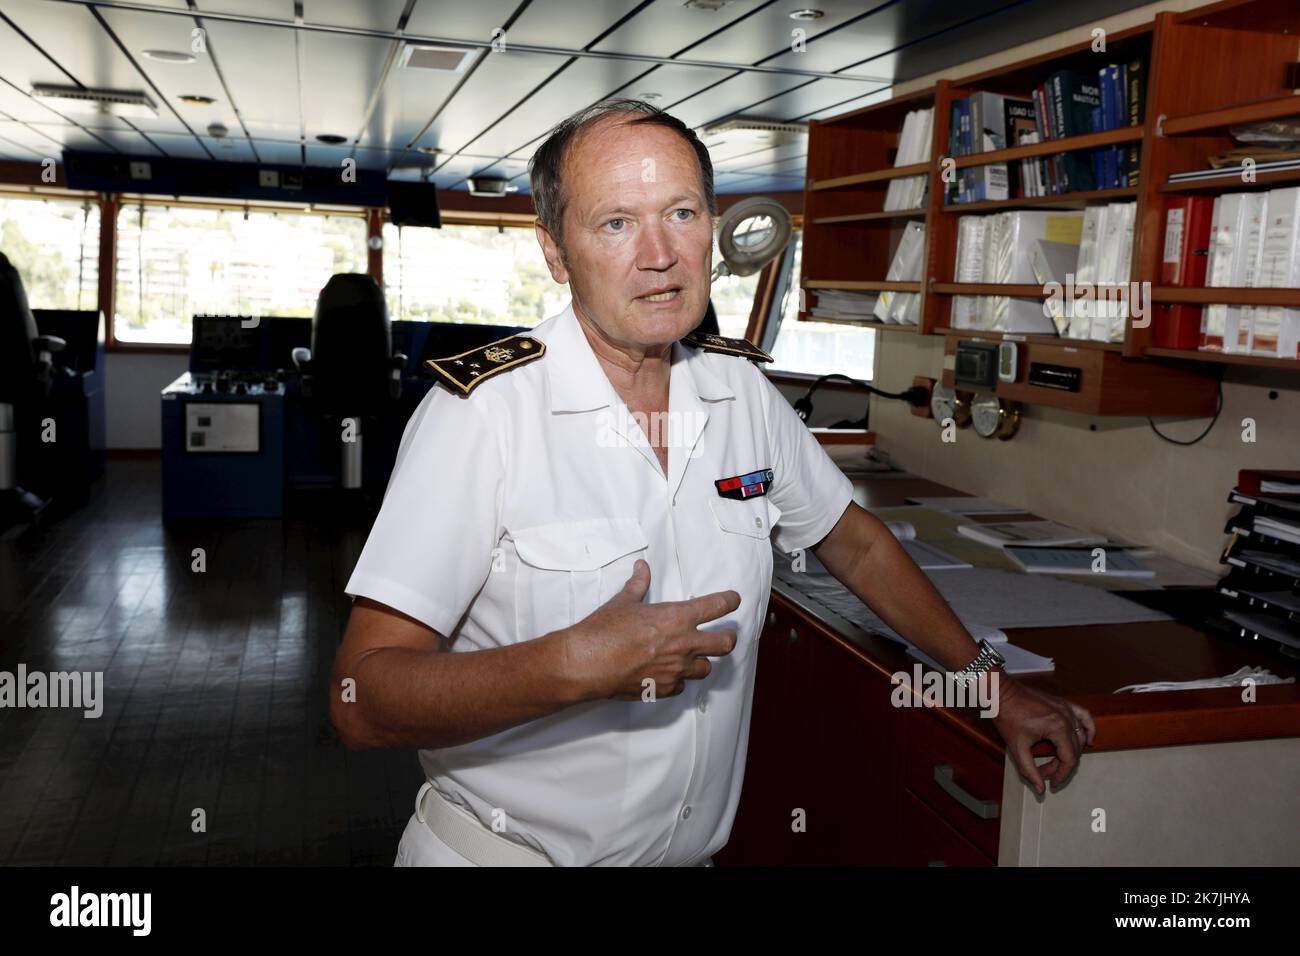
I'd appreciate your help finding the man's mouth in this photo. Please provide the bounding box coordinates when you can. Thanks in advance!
[637,287,681,302]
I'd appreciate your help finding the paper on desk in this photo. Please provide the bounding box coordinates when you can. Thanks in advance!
[906,496,1027,515]
[908,640,1056,676]
[1114,666,1295,694]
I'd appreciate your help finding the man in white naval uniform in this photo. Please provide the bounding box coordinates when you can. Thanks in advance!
[331,100,1095,867]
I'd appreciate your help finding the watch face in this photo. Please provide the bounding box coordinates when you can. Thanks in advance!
[972,394,1002,437]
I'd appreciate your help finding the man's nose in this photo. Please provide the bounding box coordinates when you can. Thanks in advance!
[636,220,677,271]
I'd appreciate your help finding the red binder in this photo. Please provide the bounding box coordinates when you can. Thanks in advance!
[1161,195,1214,285]
[1237,470,1300,497]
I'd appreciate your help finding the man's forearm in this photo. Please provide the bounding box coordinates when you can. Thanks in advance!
[815,504,982,671]
[333,632,589,751]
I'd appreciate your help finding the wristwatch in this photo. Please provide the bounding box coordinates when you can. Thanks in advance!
[951,639,1006,688]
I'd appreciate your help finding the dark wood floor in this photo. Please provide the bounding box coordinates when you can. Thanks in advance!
[0,460,423,865]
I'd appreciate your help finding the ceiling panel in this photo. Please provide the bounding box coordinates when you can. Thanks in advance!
[665,70,808,129]
[592,0,762,58]
[147,131,213,159]
[496,0,647,50]
[304,143,403,170]
[731,77,887,122]
[704,136,805,167]
[199,20,300,131]
[196,1,294,21]
[0,0,186,136]
[97,7,232,143]
[0,77,70,125]
[298,0,406,31]
[0,120,60,159]
[410,50,568,154]
[201,134,255,160]
[359,49,482,150]
[685,0,890,72]
[464,56,650,158]
[299,31,400,142]
[253,140,305,165]
[759,0,1015,77]
[404,0,537,41]
[798,88,892,121]
[28,122,161,155]
[846,0,1153,84]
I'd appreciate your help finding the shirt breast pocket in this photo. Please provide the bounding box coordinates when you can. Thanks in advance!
[511,517,649,641]
[707,496,781,650]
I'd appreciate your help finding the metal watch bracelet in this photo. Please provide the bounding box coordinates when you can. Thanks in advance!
[951,639,1005,687]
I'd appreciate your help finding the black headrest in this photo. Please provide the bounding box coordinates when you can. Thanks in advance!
[0,251,40,393]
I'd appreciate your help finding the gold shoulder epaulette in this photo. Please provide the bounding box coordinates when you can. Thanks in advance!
[682,330,772,363]
[424,334,545,395]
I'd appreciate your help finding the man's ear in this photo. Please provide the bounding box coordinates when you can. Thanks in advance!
[535,222,569,284]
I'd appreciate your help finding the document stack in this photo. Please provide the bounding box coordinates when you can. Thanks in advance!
[1201,186,1300,359]
[884,107,933,211]
[808,288,880,323]
[872,221,925,325]
[949,210,1083,333]
[1217,469,1300,656]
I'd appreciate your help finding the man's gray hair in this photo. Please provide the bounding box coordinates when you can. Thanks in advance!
[528,98,717,245]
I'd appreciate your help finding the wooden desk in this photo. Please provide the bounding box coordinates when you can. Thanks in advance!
[716,474,1300,867]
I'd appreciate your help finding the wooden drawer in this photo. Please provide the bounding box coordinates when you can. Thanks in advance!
[898,789,995,867]
[902,708,1003,860]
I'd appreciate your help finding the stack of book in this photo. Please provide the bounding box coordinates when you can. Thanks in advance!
[1067,201,1138,343]
[807,288,879,323]
[946,61,1143,204]
[950,203,1136,341]
[1167,186,1300,359]
[872,221,925,325]
[884,107,933,211]
[1217,469,1300,655]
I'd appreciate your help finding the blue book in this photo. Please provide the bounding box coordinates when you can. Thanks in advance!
[1091,104,1106,191]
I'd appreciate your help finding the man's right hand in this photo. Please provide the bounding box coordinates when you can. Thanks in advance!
[557,559,741,702]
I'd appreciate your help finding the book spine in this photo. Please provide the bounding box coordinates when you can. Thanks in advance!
[1126,58,1144,185]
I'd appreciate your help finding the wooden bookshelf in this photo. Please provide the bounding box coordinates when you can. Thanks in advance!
[805,280,921,293]
[949,127,1143,168]
[809,163,930,190]
[811,209,925,224]
[1160,92,1300,136]
[939,327,1123,352]
[1152,287,1300,307]
[1146,347,1300,369]
[796,0,1300,403]
[1131,4,1300,359]
[940,187,1138,213]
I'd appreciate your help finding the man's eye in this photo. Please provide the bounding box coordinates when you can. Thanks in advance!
[606,218,625,231]
[673,209,694,220]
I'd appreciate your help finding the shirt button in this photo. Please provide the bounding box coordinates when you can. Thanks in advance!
[681,806,692,820]
[697,695,708,713]
[754,516,763,528]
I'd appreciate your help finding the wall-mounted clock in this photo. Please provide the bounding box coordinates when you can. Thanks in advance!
[971,395,1021,440]
[930,382,972,427]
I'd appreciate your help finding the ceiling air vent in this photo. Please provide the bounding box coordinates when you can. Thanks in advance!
[399,44,475,73]
[31,84,157,119]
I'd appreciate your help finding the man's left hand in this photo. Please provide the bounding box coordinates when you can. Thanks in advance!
[990,675,1096,796]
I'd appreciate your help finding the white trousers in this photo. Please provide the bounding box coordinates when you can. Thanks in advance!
[392,811,715,867]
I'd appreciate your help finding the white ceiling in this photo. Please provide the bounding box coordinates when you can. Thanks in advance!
[0,0,1156,194]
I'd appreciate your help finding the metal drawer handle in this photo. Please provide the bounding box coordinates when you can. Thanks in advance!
[933,765,1000,819]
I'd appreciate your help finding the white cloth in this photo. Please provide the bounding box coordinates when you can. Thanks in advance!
[346,301,854,866]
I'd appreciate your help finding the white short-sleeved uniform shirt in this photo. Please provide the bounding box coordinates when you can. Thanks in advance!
[345,301,853,866]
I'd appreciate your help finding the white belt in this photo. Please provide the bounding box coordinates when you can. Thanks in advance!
[415,781,555,867]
